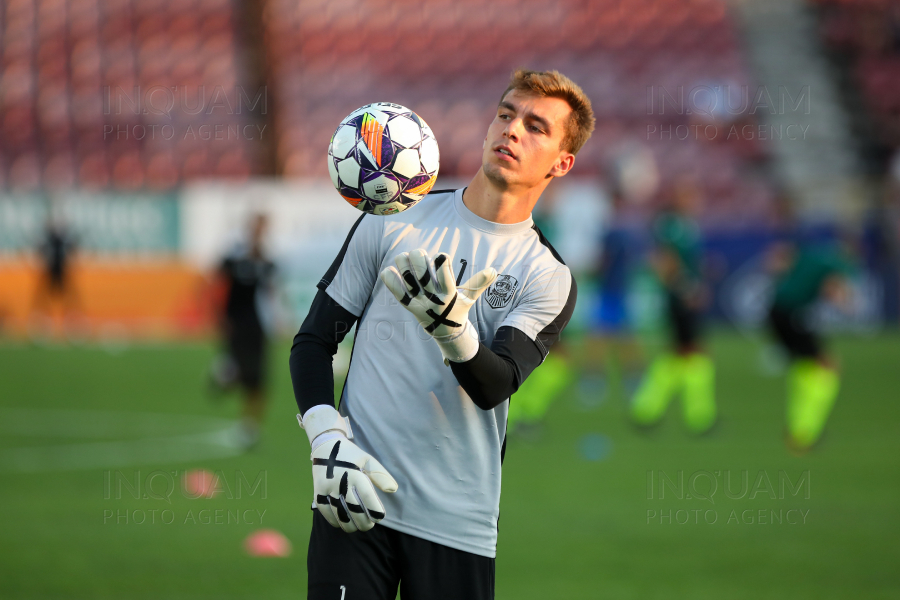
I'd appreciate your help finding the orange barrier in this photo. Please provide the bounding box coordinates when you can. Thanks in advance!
[0,258,215,339]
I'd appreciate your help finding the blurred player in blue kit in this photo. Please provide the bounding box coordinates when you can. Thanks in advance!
[289,69,594,599]
[582,188,643,401]
[504,190,574,438]
[209,213,275,449]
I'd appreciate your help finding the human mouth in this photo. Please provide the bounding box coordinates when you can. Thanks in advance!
[493,145,516,161]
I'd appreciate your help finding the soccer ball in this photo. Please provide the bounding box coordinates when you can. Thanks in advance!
[327,102,440,215]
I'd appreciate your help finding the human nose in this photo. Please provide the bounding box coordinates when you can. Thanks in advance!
[502,118,521,143]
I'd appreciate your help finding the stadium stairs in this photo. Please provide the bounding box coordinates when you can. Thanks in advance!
[731,0,868,223]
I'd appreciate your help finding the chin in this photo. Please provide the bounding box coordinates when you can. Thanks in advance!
[482,162,515,188]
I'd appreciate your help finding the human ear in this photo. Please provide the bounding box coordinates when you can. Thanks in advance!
[549,153,575,178]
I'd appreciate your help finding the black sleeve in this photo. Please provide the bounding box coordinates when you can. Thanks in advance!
[449,326,545,411]
[450,277,577,411]
[290,213,371,416]
[289,289,358,416]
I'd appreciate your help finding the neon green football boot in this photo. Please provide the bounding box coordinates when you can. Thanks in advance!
[681,353,716,434]
[787,360,839,449]
[631,354,680,426]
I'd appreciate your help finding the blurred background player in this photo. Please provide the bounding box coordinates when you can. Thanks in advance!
[31,215,81,340]
[581,188,643,404]
[630,179,716,434]
[505,189,577,439]
[766,231,856,452]
[209,214,276,450]
[506,343,575,440]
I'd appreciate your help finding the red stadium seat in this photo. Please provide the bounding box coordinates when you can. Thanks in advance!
[0,0,773,212]
[0,0,260,190]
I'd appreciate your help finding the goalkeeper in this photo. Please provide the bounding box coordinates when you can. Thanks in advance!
[289,69,590,600]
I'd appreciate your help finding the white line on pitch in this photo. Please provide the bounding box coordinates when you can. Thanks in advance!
[0,409,245,473]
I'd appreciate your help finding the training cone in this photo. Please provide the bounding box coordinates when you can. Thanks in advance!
[244,529,292,557]
[183,469,218,499]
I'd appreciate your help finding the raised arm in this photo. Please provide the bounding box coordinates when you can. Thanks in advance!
[381,248,576,411]
[451,271,576,410]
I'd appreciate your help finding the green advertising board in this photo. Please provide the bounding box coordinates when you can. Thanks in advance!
[0,193,179,255]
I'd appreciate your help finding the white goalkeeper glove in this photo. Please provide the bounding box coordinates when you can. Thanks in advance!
[380,249,497,364]
[298,405,398,533]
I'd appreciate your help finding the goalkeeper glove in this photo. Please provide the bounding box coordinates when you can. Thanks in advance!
[298,405,398,532]
[380,248,497,364]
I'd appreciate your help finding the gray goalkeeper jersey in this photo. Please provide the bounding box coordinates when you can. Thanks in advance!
[320,188,575,557]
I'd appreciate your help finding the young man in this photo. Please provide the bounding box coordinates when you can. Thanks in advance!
[290,69,593,600]
[210,214,275,449]
[630,179,716,434]
[767,235,855,452]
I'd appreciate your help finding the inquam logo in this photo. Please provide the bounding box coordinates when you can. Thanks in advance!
[644,470,812,526]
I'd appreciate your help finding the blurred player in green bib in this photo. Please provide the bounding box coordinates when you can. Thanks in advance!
[631,180,716,433]
[767,236,855,452]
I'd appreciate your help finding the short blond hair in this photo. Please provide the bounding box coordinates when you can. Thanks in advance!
[500,69,596,155]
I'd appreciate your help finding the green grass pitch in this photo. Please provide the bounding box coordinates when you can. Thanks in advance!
[0,331,898,599]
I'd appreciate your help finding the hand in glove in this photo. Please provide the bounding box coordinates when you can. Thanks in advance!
[299,406,398,532]
[380,249,497,364]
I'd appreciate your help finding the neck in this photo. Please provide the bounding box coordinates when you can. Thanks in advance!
[463,169,549,224]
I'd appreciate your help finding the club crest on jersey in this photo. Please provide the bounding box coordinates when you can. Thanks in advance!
[484,274,518,309]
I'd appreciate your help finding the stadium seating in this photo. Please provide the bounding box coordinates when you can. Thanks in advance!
[815,0,900,150]
[0,0,777,223]
[0,0,260,190]
[261,0,776,224]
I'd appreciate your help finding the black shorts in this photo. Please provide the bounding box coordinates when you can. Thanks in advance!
[666,291,701,350]
[768,305,821,359]
[307,512,495,600]
[227,325,266,390]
